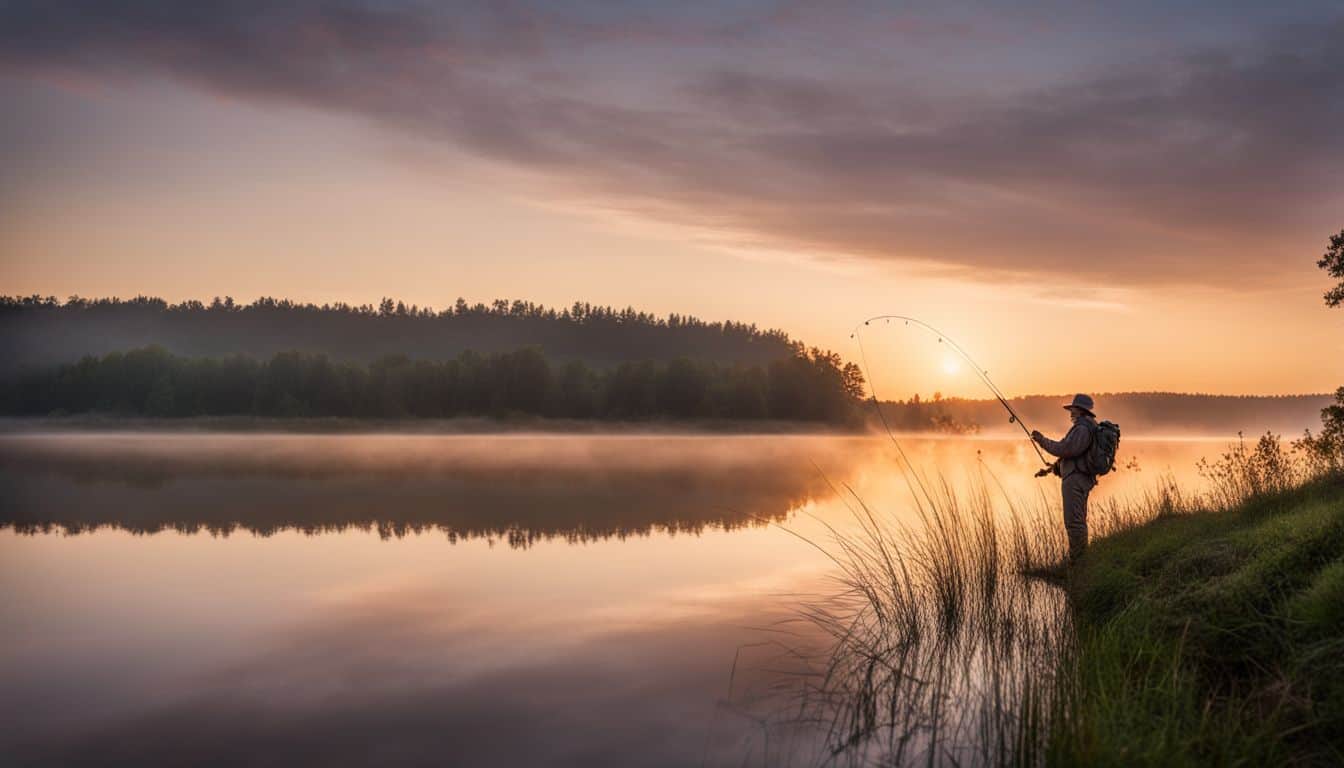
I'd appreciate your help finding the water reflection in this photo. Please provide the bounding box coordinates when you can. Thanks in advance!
[0,434,852,544]
[5,583,812,767]
[0,433,1227,766]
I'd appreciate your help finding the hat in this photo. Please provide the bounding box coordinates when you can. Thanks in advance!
[1063,393,1095,416]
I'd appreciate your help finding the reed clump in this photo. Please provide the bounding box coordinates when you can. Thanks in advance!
[783,457,1186,766]
[786,430,1342,766]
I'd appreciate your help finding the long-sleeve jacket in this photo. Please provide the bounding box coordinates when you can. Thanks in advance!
[1037,415,1096,478]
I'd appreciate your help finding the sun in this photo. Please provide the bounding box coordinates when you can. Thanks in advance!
[941,355,961,376]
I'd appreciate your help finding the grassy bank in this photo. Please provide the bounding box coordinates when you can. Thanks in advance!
[1056,476,1344,765]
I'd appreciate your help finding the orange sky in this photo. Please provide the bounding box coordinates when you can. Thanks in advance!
[1,3,1341,397]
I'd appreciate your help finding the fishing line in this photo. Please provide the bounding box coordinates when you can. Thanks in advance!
[852,315,1051,468]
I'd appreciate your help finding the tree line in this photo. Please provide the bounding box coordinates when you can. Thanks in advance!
[2,345,866,423]
[0,294,801,373]
[877,391,1336,436]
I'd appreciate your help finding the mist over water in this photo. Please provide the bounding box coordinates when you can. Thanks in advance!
[0,433,1223,766]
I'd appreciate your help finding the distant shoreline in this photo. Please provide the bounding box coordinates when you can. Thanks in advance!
[0,415,868,435]
[0,416,1263,441]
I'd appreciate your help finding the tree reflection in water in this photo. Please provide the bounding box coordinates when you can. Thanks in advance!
[0,434,853,546]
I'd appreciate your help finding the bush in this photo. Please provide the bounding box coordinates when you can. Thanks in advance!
[1295,386,1344,478]
[1197,431,1300,508]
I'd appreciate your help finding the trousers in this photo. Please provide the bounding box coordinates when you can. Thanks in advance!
[1062,471,1097,561]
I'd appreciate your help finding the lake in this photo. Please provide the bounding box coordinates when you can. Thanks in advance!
[0,431,1231,766]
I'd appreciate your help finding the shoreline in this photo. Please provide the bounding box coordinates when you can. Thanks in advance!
[0,416,1258,440]
[0,415,869,435]
[1063,477,1344,762]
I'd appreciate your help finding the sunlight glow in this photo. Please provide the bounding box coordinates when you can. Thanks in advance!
[942,355,961,376]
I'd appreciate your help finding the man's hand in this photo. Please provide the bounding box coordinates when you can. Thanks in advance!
[1034,466,1053,477]
[1030,429,1043,443]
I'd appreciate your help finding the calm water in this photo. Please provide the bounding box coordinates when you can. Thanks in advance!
[0,432,1226,766]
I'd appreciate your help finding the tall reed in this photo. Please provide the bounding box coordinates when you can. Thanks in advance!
[776,453,1196,766]
[773,427,1332,766]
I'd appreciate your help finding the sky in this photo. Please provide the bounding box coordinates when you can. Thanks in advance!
[1,0,1341,397]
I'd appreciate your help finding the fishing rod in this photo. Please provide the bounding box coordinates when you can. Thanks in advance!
[852,315,1052,467]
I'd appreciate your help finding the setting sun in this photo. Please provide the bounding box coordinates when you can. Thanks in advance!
[942,356,962,376]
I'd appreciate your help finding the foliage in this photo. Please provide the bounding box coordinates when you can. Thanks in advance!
[1193,417,1343,511]
[1320,228,1344,308]
[1296,386,1344,477]
[1197,431,1301,508]
[0,345,865,423]
[877,390,982,433]
[0,294,804,373]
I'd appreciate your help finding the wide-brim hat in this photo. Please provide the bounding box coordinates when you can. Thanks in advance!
[1063,393,1095,416]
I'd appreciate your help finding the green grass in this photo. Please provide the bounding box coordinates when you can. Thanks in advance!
[1053,476,1344,766]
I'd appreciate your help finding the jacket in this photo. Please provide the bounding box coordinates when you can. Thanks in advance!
[1037,415,1096,478]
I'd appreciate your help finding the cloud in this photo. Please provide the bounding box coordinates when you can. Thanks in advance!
[2,1,1341,286]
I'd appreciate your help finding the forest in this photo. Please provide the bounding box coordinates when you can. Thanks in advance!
[1,345,866,424]
[2,295,1328,433]
[0,295,800,373]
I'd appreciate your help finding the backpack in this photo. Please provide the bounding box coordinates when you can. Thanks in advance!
[1086,420,1121,476]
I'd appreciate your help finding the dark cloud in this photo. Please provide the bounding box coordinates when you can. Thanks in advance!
[2,0,1341,285]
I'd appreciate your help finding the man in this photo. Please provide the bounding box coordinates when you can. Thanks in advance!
[1031,394,1098,562]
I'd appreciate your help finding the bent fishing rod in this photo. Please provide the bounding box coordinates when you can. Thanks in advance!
[852,315,1052,467]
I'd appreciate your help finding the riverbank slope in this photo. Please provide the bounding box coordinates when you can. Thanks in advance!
[1058,477,1344,765]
